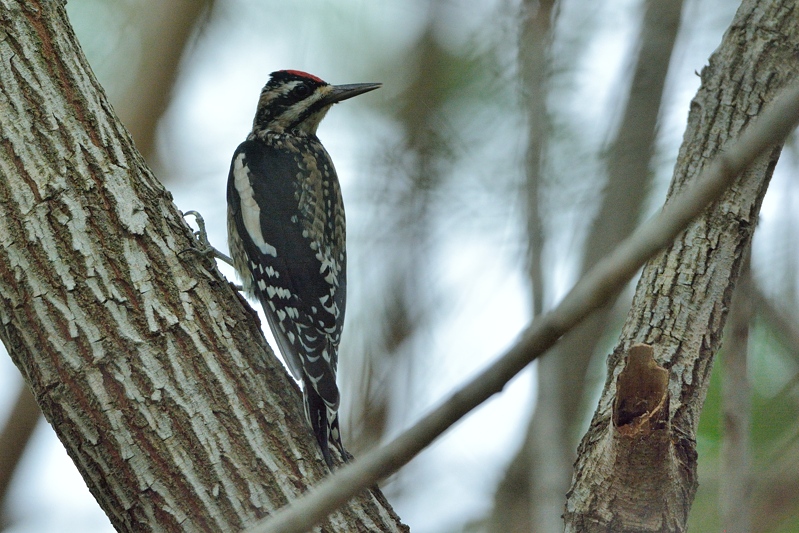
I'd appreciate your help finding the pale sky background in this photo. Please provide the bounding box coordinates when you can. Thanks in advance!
[4,0,795,532]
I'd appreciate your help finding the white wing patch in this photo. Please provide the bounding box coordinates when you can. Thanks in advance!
[233,153,278,257]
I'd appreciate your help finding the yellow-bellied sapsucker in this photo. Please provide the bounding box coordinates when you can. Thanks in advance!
[226,70,380,467]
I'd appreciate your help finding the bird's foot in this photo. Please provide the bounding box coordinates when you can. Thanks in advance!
[182,210,234,267]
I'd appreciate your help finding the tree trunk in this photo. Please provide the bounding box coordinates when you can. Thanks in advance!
[0,2,406,532]
[564,0,799,531]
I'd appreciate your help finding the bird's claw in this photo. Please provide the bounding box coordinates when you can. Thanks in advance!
[182,210,235,266]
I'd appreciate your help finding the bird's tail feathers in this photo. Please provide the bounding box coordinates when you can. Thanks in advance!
[303,381,348,468]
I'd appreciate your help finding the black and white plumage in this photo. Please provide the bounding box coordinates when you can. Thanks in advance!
[226,70,380,467]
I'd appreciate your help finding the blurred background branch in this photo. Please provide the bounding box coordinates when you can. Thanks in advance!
[0,386,38,528]
[720,250,753,533]
[492,0,683,529]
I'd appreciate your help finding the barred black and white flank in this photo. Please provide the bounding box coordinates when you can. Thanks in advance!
[226,70,380,467]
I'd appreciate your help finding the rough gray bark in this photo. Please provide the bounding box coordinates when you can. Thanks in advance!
[0,3,211,519]
[564,0,799,531]
[0,2,405,532]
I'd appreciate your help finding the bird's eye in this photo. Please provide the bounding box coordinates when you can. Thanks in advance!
[294,84,311,98]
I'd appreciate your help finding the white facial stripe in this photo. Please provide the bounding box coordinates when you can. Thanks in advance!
[278,85,334,133]
[233,153,277,257]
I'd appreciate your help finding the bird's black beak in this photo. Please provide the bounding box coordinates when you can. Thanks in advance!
[326,82,382,104]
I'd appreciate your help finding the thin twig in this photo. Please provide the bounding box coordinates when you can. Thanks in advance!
[246,82,799,533]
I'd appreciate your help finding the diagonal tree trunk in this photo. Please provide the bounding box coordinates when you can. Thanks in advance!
[565,0,799,530]
[0,2,406,531]
[0,2,213,520]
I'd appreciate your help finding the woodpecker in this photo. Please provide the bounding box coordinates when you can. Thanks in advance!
[226,70,380,467]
